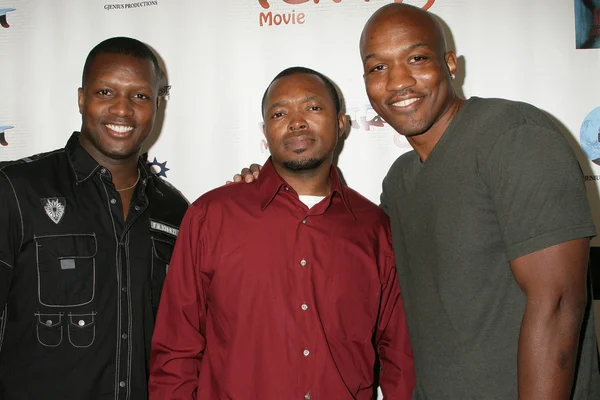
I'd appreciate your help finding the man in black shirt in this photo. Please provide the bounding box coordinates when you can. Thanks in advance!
[0,37,188,399]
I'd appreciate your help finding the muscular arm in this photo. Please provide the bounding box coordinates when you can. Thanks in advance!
[510,238,590,400]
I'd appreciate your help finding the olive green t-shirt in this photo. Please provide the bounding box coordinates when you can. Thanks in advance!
[382,97,599,399]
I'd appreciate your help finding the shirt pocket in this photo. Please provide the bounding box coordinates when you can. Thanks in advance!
[321,253,379,343]
[67,312,96,348]
[151,236,175,310]
[34,233,97,307]
[35,312,63,347]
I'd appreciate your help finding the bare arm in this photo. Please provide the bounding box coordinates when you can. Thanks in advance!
[510,238,590,399]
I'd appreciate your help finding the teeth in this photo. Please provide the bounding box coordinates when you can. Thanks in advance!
[393,98,420,107]
[106,124,134,133]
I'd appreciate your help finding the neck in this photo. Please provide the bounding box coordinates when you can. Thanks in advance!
[78,134,140,187]
[272,159,332,196]
[407,97,464,162]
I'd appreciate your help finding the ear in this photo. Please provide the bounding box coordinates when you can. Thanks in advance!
[262,122,267,138]
[156,95,161,109]
[337,113,347,138]
[77,87,84,115]
[445,51,458,78]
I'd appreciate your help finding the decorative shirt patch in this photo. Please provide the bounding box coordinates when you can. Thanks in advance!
[41,197,66,224]
[150,219,179,238]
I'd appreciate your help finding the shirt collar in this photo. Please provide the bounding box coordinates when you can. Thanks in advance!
[66,131,152,184]
[257,157,355,218]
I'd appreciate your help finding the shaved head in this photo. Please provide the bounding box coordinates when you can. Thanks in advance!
[360,3,448,62]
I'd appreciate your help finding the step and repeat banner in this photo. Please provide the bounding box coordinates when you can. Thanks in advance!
[1,0,599,386]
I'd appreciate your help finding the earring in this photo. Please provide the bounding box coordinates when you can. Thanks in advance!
[451,73,456,80]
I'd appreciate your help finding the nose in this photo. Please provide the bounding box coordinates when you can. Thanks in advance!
[385,64,417,92]
[288,113,308,132]
[108,95,134,117]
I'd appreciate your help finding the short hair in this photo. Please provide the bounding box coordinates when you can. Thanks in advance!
[261,66,341,117]
[81,36,161,88]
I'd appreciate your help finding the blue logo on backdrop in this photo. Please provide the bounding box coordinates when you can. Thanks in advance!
[0,126,15,146]
[580,107,600,166]
[0,8,16,28]
[148,157,170,178]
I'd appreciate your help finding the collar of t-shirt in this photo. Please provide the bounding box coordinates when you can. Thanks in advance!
[298,195,326,209]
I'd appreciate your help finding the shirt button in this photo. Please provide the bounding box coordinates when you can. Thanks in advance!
[301,304,308,311]
[134,205,140,211]
[78,320,85,327]
[285,186,289,191]
[119,381,126,388]
[121,333,128,339]
[300,259,307,267]
[121,287,127,292]
[305,394,311,400]
[110,198,117,204]
[100,168,107,174]
[303,349,310,356]
[45,320,53,327]
[302,219,307,224]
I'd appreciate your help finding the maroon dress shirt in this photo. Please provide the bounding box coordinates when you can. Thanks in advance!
[149,159,415,399]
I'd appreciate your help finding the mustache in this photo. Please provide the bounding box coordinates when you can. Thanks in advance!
[386,88,424,104]
[283,130,316,141]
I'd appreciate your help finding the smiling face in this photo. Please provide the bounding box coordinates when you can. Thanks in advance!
[78,52,158,163]
[360,5,458,139]
[263,72,345,173]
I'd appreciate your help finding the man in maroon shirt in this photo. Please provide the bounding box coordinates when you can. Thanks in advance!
[148,67,415,399]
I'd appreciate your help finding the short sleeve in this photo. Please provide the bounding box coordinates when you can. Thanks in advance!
[482,124,596,261]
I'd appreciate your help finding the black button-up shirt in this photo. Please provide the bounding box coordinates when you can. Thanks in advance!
[0,132,188,399]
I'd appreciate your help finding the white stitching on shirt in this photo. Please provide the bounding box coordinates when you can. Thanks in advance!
[100,177,121,400]
[67,312,97,348]
[0,170,24,253]
[34,233,97,308]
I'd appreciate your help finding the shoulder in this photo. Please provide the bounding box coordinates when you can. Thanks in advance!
[466,97,557,133]
[0,148,66,180]
[189,181,257,211]
[150,174,189,210]
[343,186,389,225]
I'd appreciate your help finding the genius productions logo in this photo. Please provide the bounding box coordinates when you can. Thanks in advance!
[0,126,15,146]
[148,157,170,178]
[258,0,435,26]
[0,8,16,28]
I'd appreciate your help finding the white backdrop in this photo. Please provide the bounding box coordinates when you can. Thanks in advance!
[1,0,599,393]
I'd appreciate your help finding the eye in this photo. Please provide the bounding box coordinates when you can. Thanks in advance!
[271,111,284,119]
[133,93,150,100]
[369,64,386,73]
[409,55,428,63]
[308,105,322,111]
[97,89,111,96]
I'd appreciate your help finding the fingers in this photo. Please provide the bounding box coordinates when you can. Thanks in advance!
[250,164,262,179]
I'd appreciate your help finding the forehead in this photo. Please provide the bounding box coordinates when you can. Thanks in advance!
[266,73,331,104]
[86,53,156,84]
[361,15,438,57]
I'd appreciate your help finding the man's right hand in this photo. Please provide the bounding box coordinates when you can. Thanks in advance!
[227,164,263,185]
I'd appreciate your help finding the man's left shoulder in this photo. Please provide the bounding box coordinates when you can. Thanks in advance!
[342,186,388,223]
[149,174,189,211]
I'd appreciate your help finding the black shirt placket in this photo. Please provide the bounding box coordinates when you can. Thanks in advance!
[99,171,148,399]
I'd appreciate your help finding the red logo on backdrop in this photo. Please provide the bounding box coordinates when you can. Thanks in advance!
[259,0,434,10]
[258,0,435,26]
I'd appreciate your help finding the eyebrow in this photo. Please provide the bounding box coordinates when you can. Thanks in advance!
[362,42,429,62]
[97,80,152,90]
[267,95,320,111]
